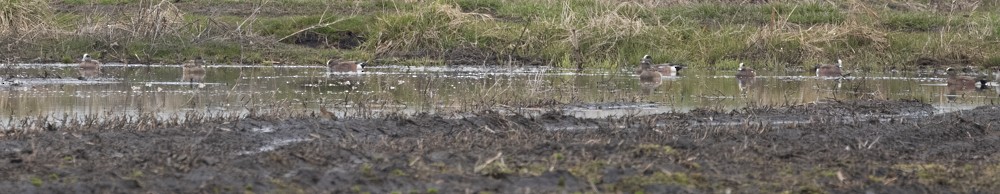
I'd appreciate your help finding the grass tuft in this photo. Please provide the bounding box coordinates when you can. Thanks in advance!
[0,0,53,39]
[882,12,947,32]
[2,0,1000,70]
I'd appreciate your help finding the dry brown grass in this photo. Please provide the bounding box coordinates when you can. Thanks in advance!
[0,0,54,40]
[543,1,651,66]
[371,2,495,58]
[606,0,992,11]
[744,4,888,64]
[76,0,186,40]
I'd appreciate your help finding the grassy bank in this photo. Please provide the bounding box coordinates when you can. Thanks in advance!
[2,0,999,70]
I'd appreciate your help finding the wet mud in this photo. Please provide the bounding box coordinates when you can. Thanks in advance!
[1,100,1000,193]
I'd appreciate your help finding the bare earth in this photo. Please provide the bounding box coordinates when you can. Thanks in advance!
[1,99,999,193]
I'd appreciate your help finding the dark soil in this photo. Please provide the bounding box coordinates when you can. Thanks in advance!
[2,100,1000,193]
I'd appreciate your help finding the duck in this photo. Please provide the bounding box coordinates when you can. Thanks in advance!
[814,59,843,77]
[181,57,206,83]
[946,67,987,90]
[638,58,662,83]
[887,66,899,74]
[637,55,684,76]
[78,53,102,80]
[735,63,755,78]
[327,59,366,73]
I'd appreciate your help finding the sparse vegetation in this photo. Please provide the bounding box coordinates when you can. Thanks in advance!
[2,1,1000,192]
[0,0,53,38]
[1,99,999,192]
[0,0,997,70]
[30,177,42,187]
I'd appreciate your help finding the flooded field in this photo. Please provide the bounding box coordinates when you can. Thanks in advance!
[1,63,997,123]
[2,63,1000,193]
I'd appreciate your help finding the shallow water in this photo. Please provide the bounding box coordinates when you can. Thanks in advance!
[1,63,998,124]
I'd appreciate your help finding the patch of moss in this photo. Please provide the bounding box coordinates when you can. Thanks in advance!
[893,163,954,185]
[476,158,512,178]
[360,163,375,178]
[391,169,408,177]
[610,172,701,192]
[568,161,605,184]
[517,163,548,176]
[635,144,677,156]
[30,177,43,187]
[268,178,306,193]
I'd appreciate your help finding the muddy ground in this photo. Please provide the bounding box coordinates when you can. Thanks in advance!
[1,99,999,193]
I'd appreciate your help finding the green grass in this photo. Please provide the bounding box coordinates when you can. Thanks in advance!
[61,0,327,5]
[610,172,702,192]
[4,0,1000,70]
[883,12,949,32]
[30,177,43,187]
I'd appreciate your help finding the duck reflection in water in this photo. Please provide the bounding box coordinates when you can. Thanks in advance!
[181,57,207,84]
[639,81,662,95]
[735,63,755,93]
[78,53,102,80]
[944,67,992,102]
[637,56,663,94]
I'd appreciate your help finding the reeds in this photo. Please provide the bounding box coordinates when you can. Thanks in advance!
[5,0,1000,68]
[0,103,308,133]
[0,0,53,40]
[76,0,185,40]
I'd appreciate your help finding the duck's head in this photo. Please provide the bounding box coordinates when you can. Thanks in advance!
[738,63,745,70]
[82,53,91,60]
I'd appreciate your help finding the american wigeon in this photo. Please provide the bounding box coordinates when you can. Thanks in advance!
[815,59,843,77]
[887,66,899,74]
[181,57,206,83]
[735,63,755,78]
[327,59,365,73]
[638,59,662,83]
[946,67,986,90]
[636,55,684,76]
[78,53,102,80]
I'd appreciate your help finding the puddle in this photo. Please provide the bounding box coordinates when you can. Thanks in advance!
[236,137,312,156]
[1,63,998,126]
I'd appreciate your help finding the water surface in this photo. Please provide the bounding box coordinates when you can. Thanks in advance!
[1,63,997,124]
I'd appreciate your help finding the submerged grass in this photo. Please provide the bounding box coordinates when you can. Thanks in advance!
[2,0,1000,70]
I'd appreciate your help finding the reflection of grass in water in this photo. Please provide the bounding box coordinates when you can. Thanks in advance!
[1,98,309,132]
